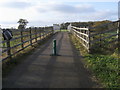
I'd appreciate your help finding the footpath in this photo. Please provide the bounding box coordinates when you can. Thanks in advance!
[3,32,100,88]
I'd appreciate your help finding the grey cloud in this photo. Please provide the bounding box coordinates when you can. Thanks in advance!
[52,4,95,13]
[52,4,76,13]
[1,1,31,9]
[83,10,117,20]
[99,11,117,19]
[37,8,48,13]
[37,3,95,14]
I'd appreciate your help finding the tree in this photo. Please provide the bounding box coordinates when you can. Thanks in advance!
[17,19,28,29]
[60,22,70,29]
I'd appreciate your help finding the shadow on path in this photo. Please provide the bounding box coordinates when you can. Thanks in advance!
[2,33,59,88]
[39,32,64,88]
[3,32,101,88]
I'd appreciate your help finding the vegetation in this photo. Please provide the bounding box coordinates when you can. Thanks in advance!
[69,20,119,88]
[85,54,119,88]
[69,33,119,88]
[90,21,118,55]
[60,22,70,29]
[17,19,28,29]
[60,20,112,29]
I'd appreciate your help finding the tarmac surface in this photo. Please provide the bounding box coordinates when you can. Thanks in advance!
[3,32,101,88]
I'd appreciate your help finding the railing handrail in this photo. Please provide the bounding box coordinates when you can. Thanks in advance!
[70,19,119,53]
[71,26,89,30]
[1,27,54,61]
[70,26,90,52]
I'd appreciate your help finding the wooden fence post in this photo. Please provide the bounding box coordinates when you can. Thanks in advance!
[29,27,32,46]
[43,27,45,39]
[45,27,47,37]
[39,27,41,40]
[118,19,120,53]
[40,28,42,40]
[35,27,37,42]
[41,27,43,40]
[20,29,24,50]
[88,27,91,53]
[44,27,46,38]
[52,27,54,34]
[6,40,12,60]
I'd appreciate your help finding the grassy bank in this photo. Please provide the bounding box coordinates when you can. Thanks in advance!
[54,29,69,32]
[69,33,119,88]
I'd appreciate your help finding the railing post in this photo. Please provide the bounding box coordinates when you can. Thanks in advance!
[52,27,54,34]
[29,27,32,46]
[40,28,42,40]
[6,40,12,60]
[45,27,48,37]
[118,2,120,53]
[39,28,41,40]
[43,27,45,39]
[35,27,37,42]
[44,27,47,38]
[118,19,120,53]
[20,29,24,50]
[88,27,91,53]
[41,27,43,40]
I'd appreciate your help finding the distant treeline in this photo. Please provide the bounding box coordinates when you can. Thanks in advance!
[60,20,116,30]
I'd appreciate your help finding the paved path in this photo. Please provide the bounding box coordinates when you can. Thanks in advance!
[3,32,100,88]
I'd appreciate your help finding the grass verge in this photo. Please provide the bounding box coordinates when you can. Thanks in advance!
[69,33,119,88]
[55,29,69,32]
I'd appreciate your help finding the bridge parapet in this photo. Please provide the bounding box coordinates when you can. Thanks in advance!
[1,26,54,61]
[70,26,90,52]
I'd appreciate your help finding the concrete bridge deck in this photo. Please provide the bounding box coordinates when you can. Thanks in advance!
[3,32,100,88]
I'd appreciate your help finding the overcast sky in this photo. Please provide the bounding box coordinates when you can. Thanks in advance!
[0,0,119,28]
